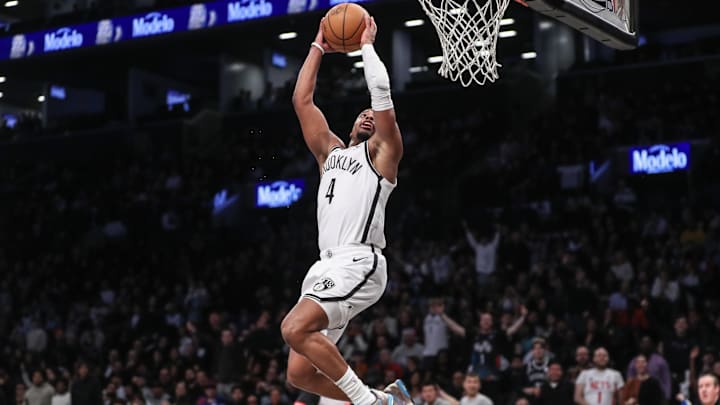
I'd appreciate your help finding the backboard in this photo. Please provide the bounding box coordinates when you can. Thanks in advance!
[525,0,638,49]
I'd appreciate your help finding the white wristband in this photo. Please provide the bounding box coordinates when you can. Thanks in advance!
[310,42,325,55]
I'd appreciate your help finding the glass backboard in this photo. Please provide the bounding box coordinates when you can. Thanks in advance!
[525,0,638,49]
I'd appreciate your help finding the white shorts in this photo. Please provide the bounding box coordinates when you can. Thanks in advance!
[300,244,387,343]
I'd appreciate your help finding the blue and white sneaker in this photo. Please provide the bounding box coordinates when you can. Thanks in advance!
[381,379,412,405]
[370,389,393,405]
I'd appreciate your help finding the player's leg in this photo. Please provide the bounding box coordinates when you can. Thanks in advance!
[283,248,410,405]
[282,298,378,405]
[282,298,349,381]
[294,389,320,405]
[287,349,349,400]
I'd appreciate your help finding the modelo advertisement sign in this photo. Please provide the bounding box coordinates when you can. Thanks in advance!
[255,178,305,208]
[628,142,690,175]
[0,0,370,60]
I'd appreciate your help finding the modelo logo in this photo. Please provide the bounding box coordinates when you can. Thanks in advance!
[132,12,176,38]
[228,0,273,22]
[188,4,208,29]
[44,27,84,52]
[256,180,304,208]
[10,35,34,59]
[630,143,690,175]
[96,19,123,44]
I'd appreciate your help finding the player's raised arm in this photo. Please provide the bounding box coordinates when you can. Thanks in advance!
[292,19,344,167]
[360,16,403,168]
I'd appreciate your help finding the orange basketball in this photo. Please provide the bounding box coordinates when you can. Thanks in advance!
[321,3,368,53]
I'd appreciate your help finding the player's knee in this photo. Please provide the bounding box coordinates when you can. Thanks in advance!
[285,365,311,389]
[280,316,304,347]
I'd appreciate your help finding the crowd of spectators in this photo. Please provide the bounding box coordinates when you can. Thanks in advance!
[1,48,720,405]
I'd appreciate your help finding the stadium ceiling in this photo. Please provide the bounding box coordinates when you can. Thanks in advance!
[0,0,494,83]
[0,0,716,106]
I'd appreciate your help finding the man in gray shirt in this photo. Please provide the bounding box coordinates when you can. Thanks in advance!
[418,382,459,405]
[392,328,425,367]
[24,370,54,405]
[459,373,493,405]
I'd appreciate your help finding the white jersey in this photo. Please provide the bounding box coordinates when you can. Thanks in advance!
[317,142,396,251]
[576,368,624,405]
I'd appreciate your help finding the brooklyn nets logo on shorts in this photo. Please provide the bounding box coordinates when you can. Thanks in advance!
[313,277,335,292]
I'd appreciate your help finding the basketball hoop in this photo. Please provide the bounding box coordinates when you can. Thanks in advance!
[417,0,521,86]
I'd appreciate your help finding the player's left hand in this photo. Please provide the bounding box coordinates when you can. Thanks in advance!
[360,15,377,46]
[315,18,338,53]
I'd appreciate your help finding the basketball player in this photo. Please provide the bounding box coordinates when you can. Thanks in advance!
[574,347,623,405]
[280,13,409,405]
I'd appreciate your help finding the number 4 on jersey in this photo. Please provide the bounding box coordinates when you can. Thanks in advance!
[326,178,336,204]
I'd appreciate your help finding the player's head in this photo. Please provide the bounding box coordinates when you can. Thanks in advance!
[350,109,375,145]
[698,373,720,405]
[593,347,609,369]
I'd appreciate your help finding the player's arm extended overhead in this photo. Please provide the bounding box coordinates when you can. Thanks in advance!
[360,16,403,165]
[293,21,343,167]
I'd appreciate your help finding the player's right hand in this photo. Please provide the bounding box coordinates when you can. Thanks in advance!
[315,18,337,53]
[360,15,377,46]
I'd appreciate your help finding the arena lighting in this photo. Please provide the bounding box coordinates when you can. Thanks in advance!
[226,63,245,71]
[521,51,537,59]
[448,7,464,15]
[278,32,297,40]
[498,30,517,38]
[427,55,444,63]
[500,18,514,26]
[4,0,18,7]
[271,52,287,67]
[404,19,425,27]
[353,61,364,68]
[37,95,45,102]
[0,76,5,83]
[346,49,362,57]
[408,66,428,73]
[0,92,3,98]
[539,20,554,30]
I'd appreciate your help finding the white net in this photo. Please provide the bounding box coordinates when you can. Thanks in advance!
[417,0,513,86]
